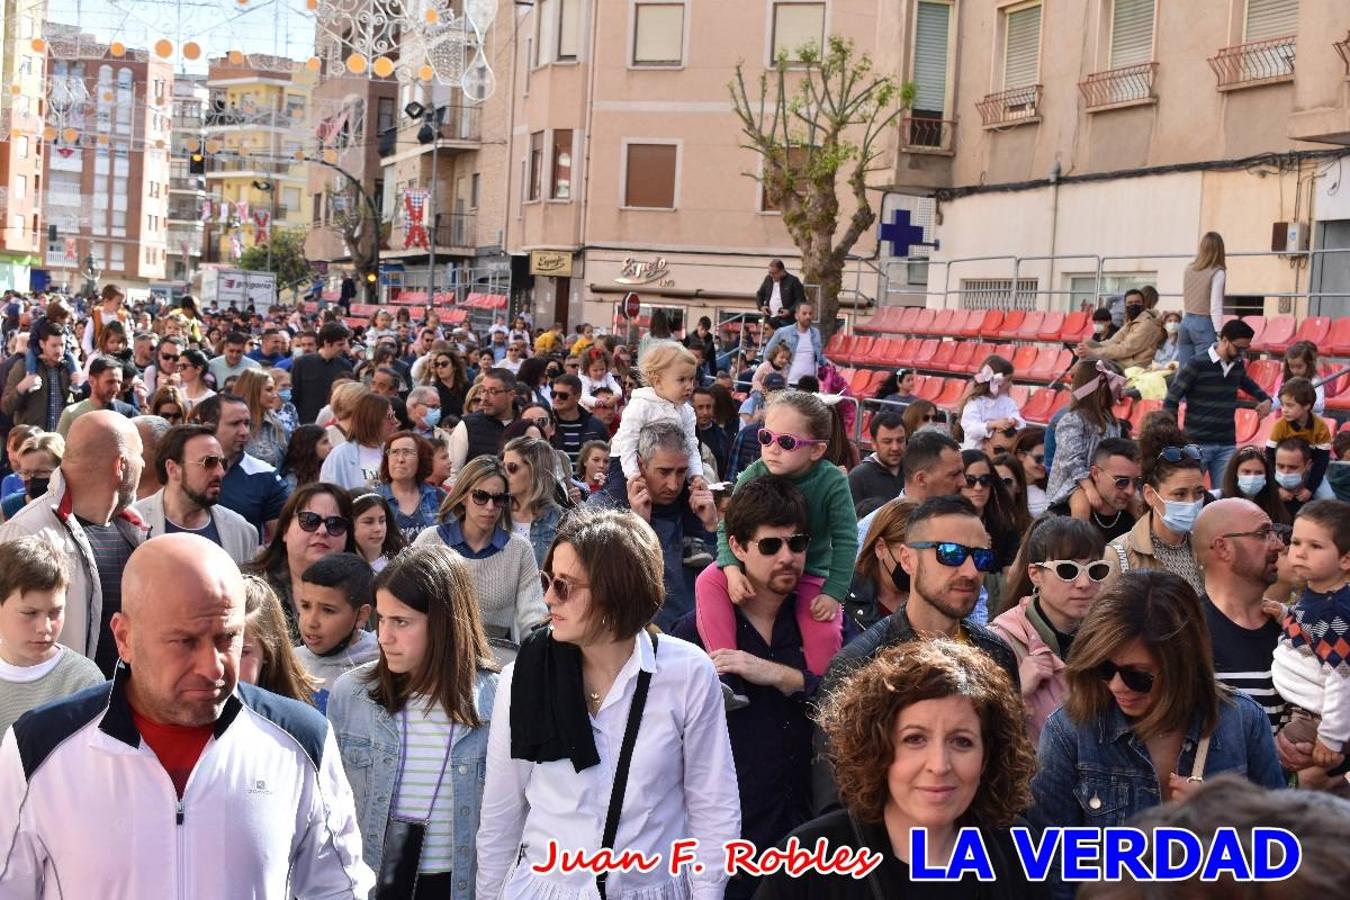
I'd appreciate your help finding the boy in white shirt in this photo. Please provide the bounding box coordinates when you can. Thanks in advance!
[0,537,105,735]
[294,552,379,713]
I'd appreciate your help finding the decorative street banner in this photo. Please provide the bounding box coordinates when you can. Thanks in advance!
[230,233,242,260]
[236,200,251,224]
[64,238,77,261]
[200,198,213,222]
[253,210,271,245]
[403,189,429,250]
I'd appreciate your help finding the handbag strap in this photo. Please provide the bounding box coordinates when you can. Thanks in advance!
[596,632,658,900]
[1187,735,1211,781]
[394,706,455,825]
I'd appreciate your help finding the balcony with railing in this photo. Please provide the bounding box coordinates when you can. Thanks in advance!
[1079,62,1157,111]
[434,213,475,249]
[976,85,1042,128]
[1208,35,1296,90]
[901,116,956,154]
[379,106,482,160]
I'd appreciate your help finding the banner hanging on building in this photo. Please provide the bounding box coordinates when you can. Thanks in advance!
[253,210,271,245]
[403,189,429,250]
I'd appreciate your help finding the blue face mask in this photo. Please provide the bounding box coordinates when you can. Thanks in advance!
[424,407,442,428]
[278,388,293,404]
[1237,474,1266,497]
[1274,470,1304,491]
[1159,498,1203,535]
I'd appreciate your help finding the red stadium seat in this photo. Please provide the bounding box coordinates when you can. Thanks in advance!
[973,310,1005,341]
[896,306,924,335]
[913,338,940,365]
[1254,412,1281,445]
[1234,408,1261,444]
[951,341,979,373]
[1015,310,1047,342]
[934,378,967,409]
[995,310,1026,341]
[895,338,922,366]
[856,308,891,334]
[1129,399,1162,433]
[1255,315,1301,355]
[1326,317,1350,357]
[826,333,850,357]
[955,310,985,339]
[1011,345,1039,373]
[917,375,944,401]
[874,338,904,367]
[1021,389,1059,424]
[1112,398,1135,423]
[1279,316,1332,354]
[1036,312,1066,342]
[913,308,938,335]
[1242,359,1282,400]
[852,336,876,364]
[1027,346,1066,383]
[1009,384,1032,408]
[929,341,958,372]
[930,309,957,337]
[1060,311,1092,343]
[1047,390,1072,418]
[1340,418,1350,434]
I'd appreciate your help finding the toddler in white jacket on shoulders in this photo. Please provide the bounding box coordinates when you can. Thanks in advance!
[604,340,708,501]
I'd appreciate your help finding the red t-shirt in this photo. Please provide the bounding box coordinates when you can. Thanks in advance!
[130,708,214,798]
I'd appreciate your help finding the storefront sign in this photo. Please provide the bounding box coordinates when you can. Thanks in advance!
[530,250,573,277]
[615,256,670,285]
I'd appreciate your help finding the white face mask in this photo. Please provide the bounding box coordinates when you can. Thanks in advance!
[1094,323,1109,335]
[1164,321,1179,335]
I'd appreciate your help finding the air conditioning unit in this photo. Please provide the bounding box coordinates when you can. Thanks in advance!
[1271,221,1310,254]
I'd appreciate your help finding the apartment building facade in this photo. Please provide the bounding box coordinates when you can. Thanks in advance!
[167,74,208,285]
[884,0,1350,317]
[0,0,46,292]
[203,54,313,265]
[41,26,172,293]
[376,24,516,301]
[505,0,889,331]
[303,72,398,286]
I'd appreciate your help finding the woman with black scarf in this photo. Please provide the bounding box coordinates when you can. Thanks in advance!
[476,506,741,900]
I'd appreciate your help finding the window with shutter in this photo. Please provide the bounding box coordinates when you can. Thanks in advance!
[624,144,678,209]
[535,0,555,66]
[1003,4,1042,90]
[772,3,826,62]
[1245,0,1298,41]
[633,4,685,66]
[912,1,951,117]
[558,0,581,60]
[1109,0,1154,69]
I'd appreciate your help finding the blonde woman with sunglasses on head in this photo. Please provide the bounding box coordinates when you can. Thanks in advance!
[415,455,547,643]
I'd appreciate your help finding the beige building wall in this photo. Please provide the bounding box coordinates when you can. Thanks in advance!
[507,0,892,331]
[0,0,46,290]
[895,0,1350,318]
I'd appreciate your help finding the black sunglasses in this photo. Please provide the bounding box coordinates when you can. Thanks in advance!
[752,534,810,555]
[965,473,994,488]
[1096,660,1155,694]
[295,511,350,536]
[470,489,511,508]
[907,541,999,573]
[1110,475,1143,491]
[1157,445,1202,463]
[552,391,573,401]
[920,414,939,423]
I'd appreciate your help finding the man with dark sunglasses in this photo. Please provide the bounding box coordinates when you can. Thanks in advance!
[670,478,816,900]
[1194,498,1288,737]
[813,495,1018,815]
[548,373,608,467]
[1047,437,1140,543]
[133,425,258,564]
[194,393,290,543]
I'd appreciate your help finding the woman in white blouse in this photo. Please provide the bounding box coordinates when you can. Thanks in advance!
[476,506,741,900]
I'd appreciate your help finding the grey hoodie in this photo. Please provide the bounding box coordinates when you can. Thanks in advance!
[293,629,380,713]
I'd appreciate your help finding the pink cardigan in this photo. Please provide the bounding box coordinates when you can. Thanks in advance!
[990,596,1069,745]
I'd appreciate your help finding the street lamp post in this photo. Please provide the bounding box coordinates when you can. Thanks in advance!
[406,102,447,307]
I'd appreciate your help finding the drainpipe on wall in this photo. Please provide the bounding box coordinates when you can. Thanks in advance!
[1047,161,1062,311]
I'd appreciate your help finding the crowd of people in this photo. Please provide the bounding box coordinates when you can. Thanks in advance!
[0,243,1349,899]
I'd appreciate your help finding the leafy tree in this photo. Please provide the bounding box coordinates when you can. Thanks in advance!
[239,227,311,291]
[730,36,911,337]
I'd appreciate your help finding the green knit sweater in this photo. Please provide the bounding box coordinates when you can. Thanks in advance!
[716,458,858,600]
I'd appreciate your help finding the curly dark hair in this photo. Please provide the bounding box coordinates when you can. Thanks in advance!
[819,639,1034,827]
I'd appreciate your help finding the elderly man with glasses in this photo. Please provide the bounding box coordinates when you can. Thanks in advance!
[133,424,258,564]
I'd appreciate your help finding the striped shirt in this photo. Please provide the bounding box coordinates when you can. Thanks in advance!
[1202,595,1287,732]
[393,700,460,873]
[1164,346,1269,445]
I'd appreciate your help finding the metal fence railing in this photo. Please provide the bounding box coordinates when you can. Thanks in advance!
[1208,35,1296,89]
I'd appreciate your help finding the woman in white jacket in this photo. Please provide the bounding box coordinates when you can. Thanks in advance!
[475,506,740,900]
[320,393,398,490]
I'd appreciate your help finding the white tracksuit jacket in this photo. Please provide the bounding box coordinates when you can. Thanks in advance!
[0,674,374,899]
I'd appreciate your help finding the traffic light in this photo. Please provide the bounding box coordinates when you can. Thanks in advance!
[366,271,377,284]
[189,151,205,176]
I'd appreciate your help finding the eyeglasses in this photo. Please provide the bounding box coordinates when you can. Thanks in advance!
[965,473,994,488]
[187,455,226,471]
[295,511,350,535]
[159,353,178,363]
[470,489,511,508]
[758,428,825,452]
[552,391,573,401]
[1157,444,1202,463]
[1001,476,1016,488]
[593,402,614,411]
[995,426,1019,438]
[1109,475,1143,491]
[386,447,419,459]
[906,541,999,573]
[505,461,524,475]
[751,534,810,555]
[1096,660,1155,694]
[526,416,550,430]
[540,572,589,602]
[480,387,509,397]
[920,414,939,423]
[158,409,183,422]
[1036,560,1112,583]
[1221,524,1279,543]
[434,361,452,369]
